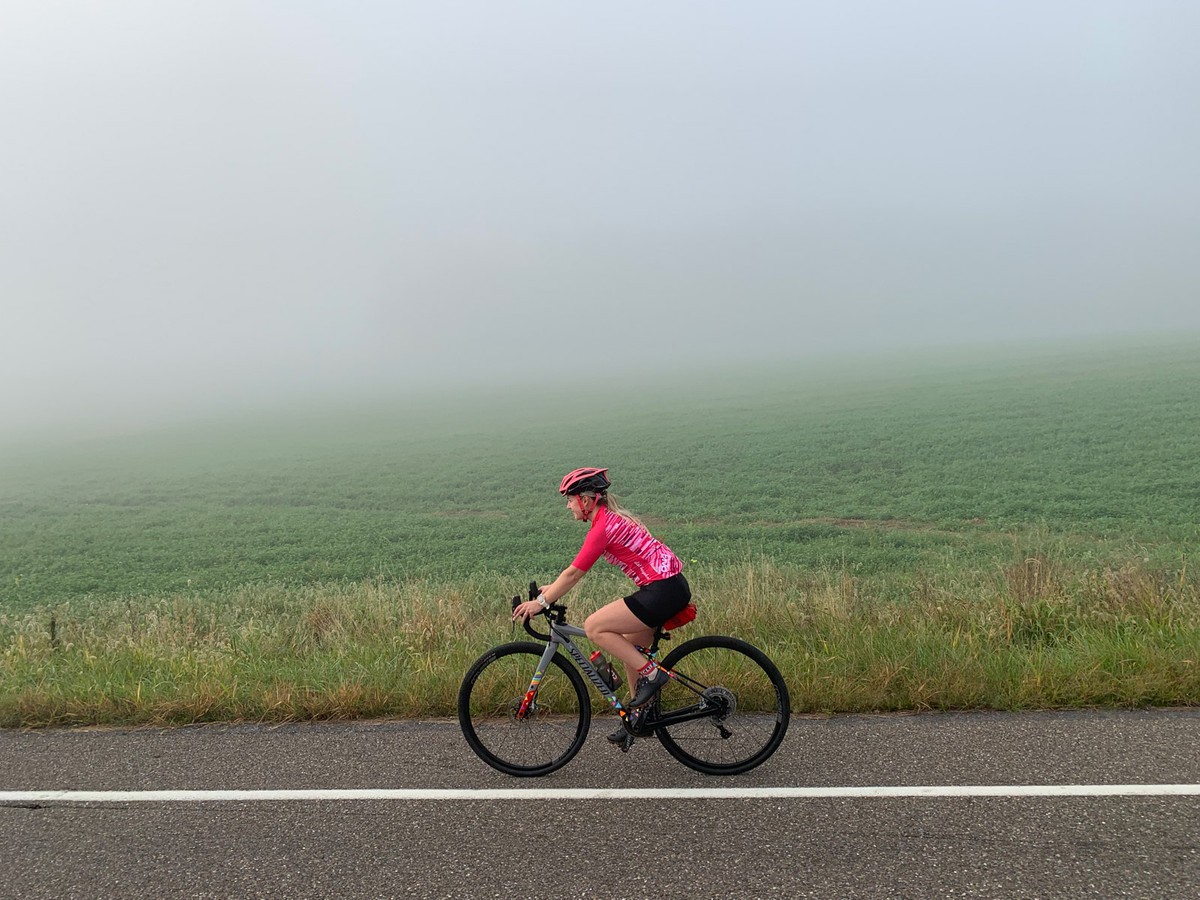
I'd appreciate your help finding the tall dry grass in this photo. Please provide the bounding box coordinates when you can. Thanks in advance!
[2,557,1197,727]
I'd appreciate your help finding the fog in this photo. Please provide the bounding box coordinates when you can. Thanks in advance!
[4,1,1199,432]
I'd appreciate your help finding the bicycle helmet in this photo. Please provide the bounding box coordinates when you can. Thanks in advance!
[559,467,611,496]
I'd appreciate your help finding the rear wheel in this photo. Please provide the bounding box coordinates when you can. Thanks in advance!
[458,642,590,777]
[654,635,790,775]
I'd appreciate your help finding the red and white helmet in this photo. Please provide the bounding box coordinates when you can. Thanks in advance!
[559,467,611,496]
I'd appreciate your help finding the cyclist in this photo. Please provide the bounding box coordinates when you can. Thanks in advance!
[512,467,692,733]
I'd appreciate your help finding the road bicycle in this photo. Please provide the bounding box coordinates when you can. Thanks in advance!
[458,582,790,777]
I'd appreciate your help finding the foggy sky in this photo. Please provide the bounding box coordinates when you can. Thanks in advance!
[3,1,1199,430]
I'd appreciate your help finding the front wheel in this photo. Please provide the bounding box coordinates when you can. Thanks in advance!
[458,641,590,777]
[655,635,790,775]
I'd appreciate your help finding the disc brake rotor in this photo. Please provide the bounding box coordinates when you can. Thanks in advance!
[509,698,538,722]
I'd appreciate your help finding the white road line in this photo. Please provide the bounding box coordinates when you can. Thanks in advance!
[2,785,1199,804]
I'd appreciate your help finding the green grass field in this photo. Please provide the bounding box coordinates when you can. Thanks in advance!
[2,336,1199,726]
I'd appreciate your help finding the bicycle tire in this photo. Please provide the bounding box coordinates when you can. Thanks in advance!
[655,634,790,775]
[458,641,591,777]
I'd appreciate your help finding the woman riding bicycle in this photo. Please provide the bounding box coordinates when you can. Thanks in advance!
[512,467,692,721]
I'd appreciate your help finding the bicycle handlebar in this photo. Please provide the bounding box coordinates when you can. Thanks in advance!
[511,580,566,641]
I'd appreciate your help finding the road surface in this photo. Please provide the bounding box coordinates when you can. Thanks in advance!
[3,709,1198,898]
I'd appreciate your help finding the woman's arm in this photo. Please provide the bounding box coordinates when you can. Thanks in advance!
[512,565,585,621]
[541,565,585,604]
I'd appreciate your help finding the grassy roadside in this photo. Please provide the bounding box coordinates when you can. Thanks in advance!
[3,555,1196,728]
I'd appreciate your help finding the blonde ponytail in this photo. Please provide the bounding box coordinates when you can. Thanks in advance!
[594,491,646,529]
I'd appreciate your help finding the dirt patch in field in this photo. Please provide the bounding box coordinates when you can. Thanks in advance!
[805,517,987,531]
[430,509,509,519]
[625,515,988,531]
[669,516,987,531]
[829,517,934,530]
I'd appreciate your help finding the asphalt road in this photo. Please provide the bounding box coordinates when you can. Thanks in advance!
[3,709,1199,898]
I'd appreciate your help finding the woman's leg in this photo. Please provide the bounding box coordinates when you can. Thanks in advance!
[618,626,655,690]
[584,599,654,678]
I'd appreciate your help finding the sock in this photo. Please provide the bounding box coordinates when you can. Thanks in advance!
[638,661,657,677]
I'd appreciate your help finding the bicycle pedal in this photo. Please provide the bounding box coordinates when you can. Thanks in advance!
[617,734,635,753]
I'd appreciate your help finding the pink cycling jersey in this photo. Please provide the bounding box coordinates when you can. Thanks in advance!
[571,504,683,586]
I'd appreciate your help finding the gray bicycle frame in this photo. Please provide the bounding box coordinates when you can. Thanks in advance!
[525,619,710,733]
[531,620,631,714]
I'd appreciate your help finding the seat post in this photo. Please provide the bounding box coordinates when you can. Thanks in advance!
[649,626,669,656]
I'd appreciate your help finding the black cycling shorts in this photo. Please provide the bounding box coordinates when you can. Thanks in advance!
[623,573,692,628]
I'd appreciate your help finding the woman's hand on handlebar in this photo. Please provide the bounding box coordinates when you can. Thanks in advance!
[512,599,544,622]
